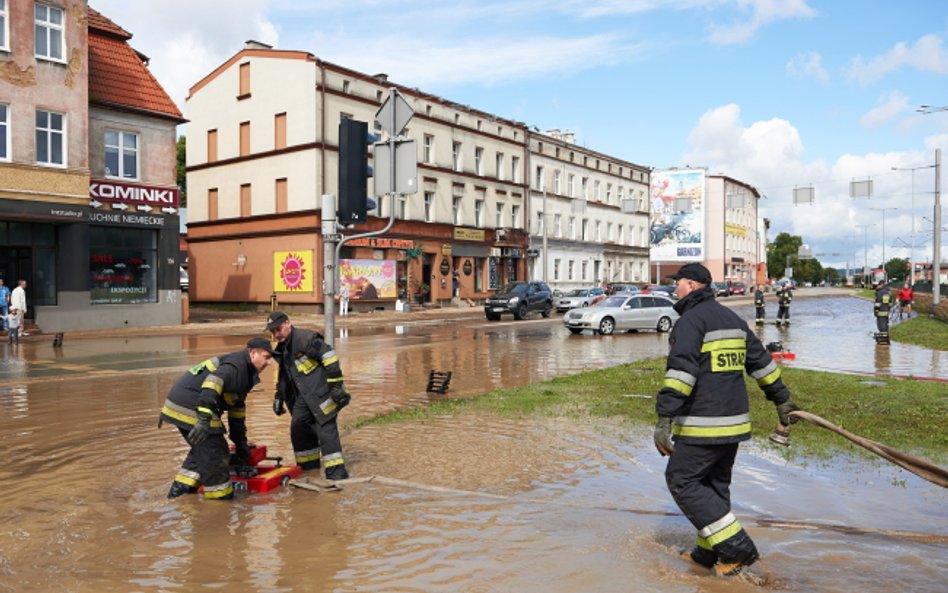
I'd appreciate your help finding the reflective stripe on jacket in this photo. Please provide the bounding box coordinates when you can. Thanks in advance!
[656,286,791,445]
[874,288,892,317]
[275,327,345,423]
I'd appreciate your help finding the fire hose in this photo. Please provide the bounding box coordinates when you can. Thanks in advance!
[784,410,948,489]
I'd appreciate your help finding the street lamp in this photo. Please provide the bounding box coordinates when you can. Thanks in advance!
[892,164,937,282]
[855,223,876,285]
[869,207,898,282]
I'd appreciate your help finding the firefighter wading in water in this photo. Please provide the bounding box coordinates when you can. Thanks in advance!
[654,263,802,577]
[159,338,276,500]
[267,311,351,480]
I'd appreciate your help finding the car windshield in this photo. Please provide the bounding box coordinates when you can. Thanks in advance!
[495,283,526,296]
[597,295,628,308]
[565,289,588,297]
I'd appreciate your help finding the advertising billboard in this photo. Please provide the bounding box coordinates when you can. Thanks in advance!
[649,168,706,262]
[339,259,398,300]
[274,250,314,293]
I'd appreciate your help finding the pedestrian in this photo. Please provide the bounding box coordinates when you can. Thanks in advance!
[4,307,19,345]
[267,311,351,480]
[896,282,914,318]
[10,280,26,336]
[158,337,276,500]
[874,280,892,336]
[776,283,792,326]
[0,279,10,332]
[452,270,460,298]
[754,284,765,327]
[653,263,801,577]
[339,282,350,316]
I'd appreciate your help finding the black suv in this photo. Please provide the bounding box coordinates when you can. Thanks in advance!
[484,281,554,321]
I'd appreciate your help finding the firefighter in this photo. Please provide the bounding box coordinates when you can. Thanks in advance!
[653,263,801,577]
[754,285,765,326]
[776,283,792,326]
[267,311,351,480]
[874,280,892,338]
[160,338,276,500]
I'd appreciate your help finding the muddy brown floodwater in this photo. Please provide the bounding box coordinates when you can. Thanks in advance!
[0,293,945,592]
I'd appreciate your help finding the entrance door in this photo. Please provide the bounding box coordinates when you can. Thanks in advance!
[0,248,32,318]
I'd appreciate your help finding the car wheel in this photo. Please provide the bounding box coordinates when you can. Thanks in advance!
[513,304,528,320]
[541,303,552,318]
[598,317,615,335]
[657,316,672,332]
[568,328,582,335]
[486,312,501,321]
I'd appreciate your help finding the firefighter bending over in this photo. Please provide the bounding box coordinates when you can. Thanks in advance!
[654,263,802,577]
[160,338,275,500]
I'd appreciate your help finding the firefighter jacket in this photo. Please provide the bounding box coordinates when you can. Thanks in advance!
[159,350,261,443]
[754,289,765,307]
[778,288,792,306]
[874,287,892,317]
[274,327,346,425]
[656,286,792,445]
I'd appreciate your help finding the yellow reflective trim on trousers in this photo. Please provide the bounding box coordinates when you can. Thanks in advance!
[756,368,781,386]
[203,482,234,499]
[696,536,712,550]
[174,473,200,487]
[229,409,246,420]
[700,338,746,353]
[706,520,743,547]
[296,450,321,464]
[323,452,345,467]
[322,354,339,366]
[663,377,693,396]
[672,422,751,438]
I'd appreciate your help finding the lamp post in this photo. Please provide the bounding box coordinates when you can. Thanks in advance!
[892,164,937,282]
[855,223,876,286]
[541,189,548,283]
[869,207,897,282]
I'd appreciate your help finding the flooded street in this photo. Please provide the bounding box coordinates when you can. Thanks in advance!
[0,292,945,592]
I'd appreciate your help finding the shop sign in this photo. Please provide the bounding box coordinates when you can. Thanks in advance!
[502,248,523,258]
[346,237,415,249]
[441,244,452,255]
[89,210,167,227]
[454,227,485,241]
[463,260,473,276]
[90,179,180,207]
[439,259,450,276]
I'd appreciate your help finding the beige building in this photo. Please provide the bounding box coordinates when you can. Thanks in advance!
[704,175,762,287]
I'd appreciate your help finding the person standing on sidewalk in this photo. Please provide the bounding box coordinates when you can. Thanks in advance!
[653,263,801,577]
[10,280,27,336]
[267,311,351,480]
[339,282,350,316]
[0,279,10,332]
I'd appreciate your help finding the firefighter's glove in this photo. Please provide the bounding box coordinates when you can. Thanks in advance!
[187,412,212,446]
[653,417,675,457]
[233,441,251,466]
[329,384,351,408]
[776,399,802,426]
[272,397,286,416]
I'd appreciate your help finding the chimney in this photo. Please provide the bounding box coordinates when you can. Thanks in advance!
[562,131,575,144]
[547,129,561,140]
[373,73,389,83]
[245,40,272,50]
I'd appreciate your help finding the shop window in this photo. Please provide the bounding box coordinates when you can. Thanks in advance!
[89,226,157,305]
[104,130,139,179]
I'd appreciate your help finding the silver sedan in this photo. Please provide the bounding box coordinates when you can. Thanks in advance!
[562,293,678,335]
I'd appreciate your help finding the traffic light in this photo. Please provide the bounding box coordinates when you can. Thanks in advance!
[337,118,374,225]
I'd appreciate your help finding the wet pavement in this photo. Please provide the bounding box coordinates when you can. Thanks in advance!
[0,290,945,592]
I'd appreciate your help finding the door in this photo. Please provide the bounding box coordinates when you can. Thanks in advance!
[0,248,32,319]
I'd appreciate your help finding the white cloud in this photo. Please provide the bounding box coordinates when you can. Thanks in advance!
[859,90,910,128]
[847,33,948,85]
[708,0,816,45]
[786,51,829,82]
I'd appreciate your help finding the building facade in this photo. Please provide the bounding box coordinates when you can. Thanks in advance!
[705,175,761,287]
[0,2,183,332]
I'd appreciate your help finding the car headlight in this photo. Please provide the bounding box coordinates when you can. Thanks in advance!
[508,296,520,305]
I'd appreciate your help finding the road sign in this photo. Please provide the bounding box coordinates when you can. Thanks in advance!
[375,90,413,137]
[374,140,417,195]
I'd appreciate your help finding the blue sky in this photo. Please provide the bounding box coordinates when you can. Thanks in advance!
[92,0,948,272]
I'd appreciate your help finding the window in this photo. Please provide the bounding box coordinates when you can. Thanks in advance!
[511,156,520,183]
[239,121,250,156]
[104,130,138,179]
[596,221,602,241]
[474,199,484,227]
[568,174,575,197]
[607,222,614,241]
[240,183,251,217]
[35,109,64,166]
[536,211,544,234]
[593,180,600,201]
[424,191,434,222]
[606,183,613,204]
[275,178,287,213]
[496,152,504,180]
[511,205,520,229]
[452,142,462,171]
[89,226,157,305]
[35,3,64,61]
[0,103,8,161]
[568,260,574,281]
[207,129,218,162]
[582,177,588,199]
[397,197,407,219]
[238,62,250,97]
[535,166,544,190]
[342,80,350,94]
[453,197,462,224]
[554,259,561,281]
[554,213,562,237]
[554,170,561,194]
[581,219,588,240]
[475,147,484,175]
[495,203,503,228]
[208,188,219,220]
[274,113,287,149]
[581,261,588,281]
[568,217,576,239]
[0,0,8,51]
[423,134,434,163]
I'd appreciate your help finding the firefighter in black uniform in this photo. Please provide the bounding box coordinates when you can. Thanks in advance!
[267,311,351,480]
[653,263,801,577]
[874,280,892,341]
[754,285,765,327]
[776,284,792,326]
[160,338,276,500]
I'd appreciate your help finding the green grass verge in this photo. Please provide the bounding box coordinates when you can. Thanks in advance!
[349,359,948,464]
[891,314,948,350]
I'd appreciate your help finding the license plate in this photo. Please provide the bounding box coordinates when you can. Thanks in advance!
[492,307,505,312]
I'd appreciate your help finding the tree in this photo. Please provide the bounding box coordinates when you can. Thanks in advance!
[766,232,803,280]
[885,257,909,283]
[823,267,841,285]
[176,136,187,207]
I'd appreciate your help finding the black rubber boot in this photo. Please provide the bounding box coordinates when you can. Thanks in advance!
[167,481,197,499]
[682,546,718,569]
[325,464,349,480]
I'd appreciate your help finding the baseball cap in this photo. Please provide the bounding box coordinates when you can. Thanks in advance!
[666,263,713,284]
[246,337,276,354]
[265,311,289,331]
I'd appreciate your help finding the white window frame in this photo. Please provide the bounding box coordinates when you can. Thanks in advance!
[568,216,576,240]
[0,103,9,162]
[474,199,484,227]
[554,213,562,238]
[35,3,65,62]
[495,203,503,228]
[474,147,484,175]
[35,109,65,167]
[495,152,504,181]
[423,134,434,163]
[554,170,561,194]
[511,205,520,229]
[453,196,462,225]
[424,191,434,222]
[511,156,520,183]
[104,129,140,180]
[568,174,575,197]
[397,197,407,219]
[452,142,462,172]
[0,0,9,52]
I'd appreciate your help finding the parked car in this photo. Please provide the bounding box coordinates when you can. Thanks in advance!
[728,281,747,296]
[607,283,641,295]
[711,282,730,297]
[485,281,554,321]
[179,266,189,291]
[643,284,677,299]
[562,293,678,335]
[555,288,605,312]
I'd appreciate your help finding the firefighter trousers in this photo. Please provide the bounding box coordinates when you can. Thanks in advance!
[290,395,347,478]
[776,305,789,324]
[169,428,234,500]
[876,315,889,333]
[665,441,758,563]
[755,306,765,324]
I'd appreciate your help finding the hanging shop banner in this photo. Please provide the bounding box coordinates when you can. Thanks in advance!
[273,250,314,292]
[649,168,706,262]
[339,259,397,300]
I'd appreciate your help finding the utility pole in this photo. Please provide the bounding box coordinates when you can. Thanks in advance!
[855,223,875,286]
[934,148,942,307]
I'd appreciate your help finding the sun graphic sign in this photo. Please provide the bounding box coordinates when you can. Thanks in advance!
[273,251,314,292]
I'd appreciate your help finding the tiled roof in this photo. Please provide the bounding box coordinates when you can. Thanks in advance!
[87,8,184,121]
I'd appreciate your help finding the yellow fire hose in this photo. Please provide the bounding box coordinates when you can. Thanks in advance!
[789,410,948,489]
